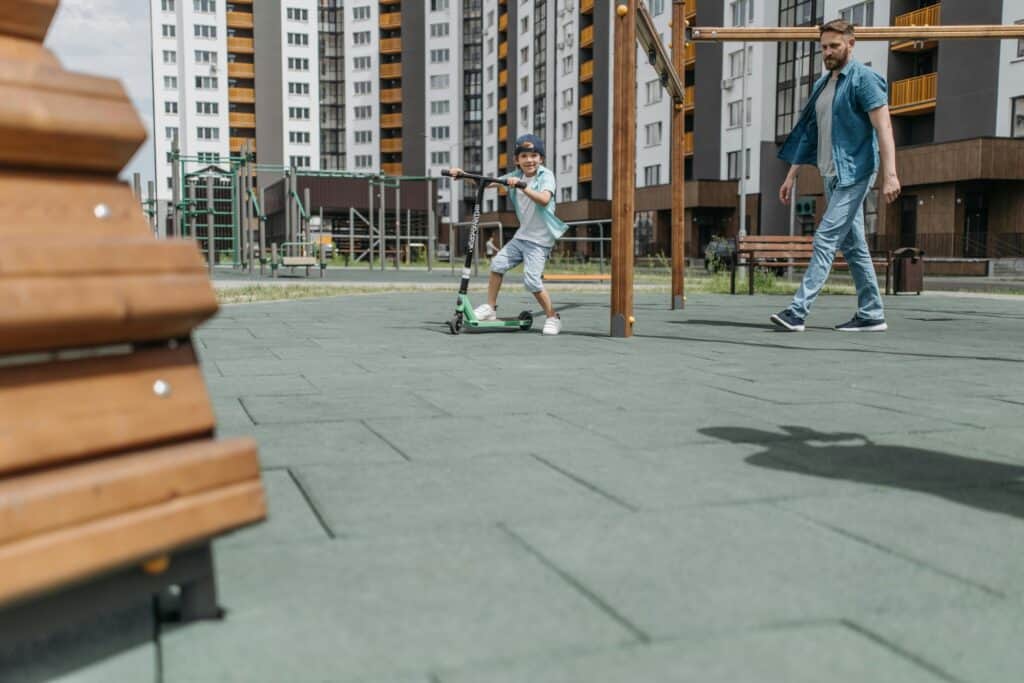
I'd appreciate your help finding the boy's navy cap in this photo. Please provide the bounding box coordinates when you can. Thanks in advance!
[514,134,545,158]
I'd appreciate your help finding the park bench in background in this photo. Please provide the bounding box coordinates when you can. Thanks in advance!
[731,235,892,295]
[0,0,266,674]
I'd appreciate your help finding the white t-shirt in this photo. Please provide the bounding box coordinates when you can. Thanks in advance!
[510,169,558,248]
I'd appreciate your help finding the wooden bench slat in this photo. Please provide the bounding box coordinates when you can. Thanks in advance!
[0,437,259,545]
[736,235,815,243]
[0,479,266,607]
[542,273,611,281]
[0,239,207,277]
[0,274,218,354]
[0,345,216,475]
[0,0,59,42]
[0,36,59,65]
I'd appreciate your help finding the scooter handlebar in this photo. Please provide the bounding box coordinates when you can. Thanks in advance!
[440,169,507,186]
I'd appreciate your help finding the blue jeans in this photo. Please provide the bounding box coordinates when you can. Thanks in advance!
[490,238,552,293]
[789,174,884,321]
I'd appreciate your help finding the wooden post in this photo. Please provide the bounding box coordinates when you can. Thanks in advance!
[611,2,637,338]
[671,0,686,310]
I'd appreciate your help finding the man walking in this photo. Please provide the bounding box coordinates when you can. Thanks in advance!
[771,19,901,332]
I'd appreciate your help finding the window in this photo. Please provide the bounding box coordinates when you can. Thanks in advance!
[562,121,573,140]
[561,153,573,172]
[196,152,220,163]
[643,164,661,186]
[430,23,449,37]
[287,33,309,46]
[195,50,217,64]
[430,151,451,165]
[431,126,450,139]
[520,76,529,93]
[289,131,311,144]
[487,9,495,27]
[430,49,450,63]
[729,47,753,78]
[163,76,177,89]
[645,122,662,146]
[561,187,572,202]
[165,126,178,139]
[354,155,373,168]
[289,156,311,168]
[354,105,373,119]
[430,0,449,10]
[353,6,371,20]
[288,58,310,71]
[562,56,574,75]
[193,0,215,12]
[194,24,216,39]
[487,65,495,82]
[354,130,373,143]
[353,56,371,70]
[838,1,874,27]
[162,24,175,37]
[353,31,371,45]
[488,37,495,53]
[730,0,754,26]
[431,100,450,114]
[288,82,310,95]
[287,7,310,21]
[194,76,218,89]
[430,74,450,89]
[727,149,751,180]
[562,88,574,107]
[1013,96,1024,138]
[487,146,494,161]
[728,100,743,127]
[162,50,176,64]
[487,119,495,134]
[164,101,178,114]
[520,105,529,120]
[354,81,372,95]
[161,0,174,11]
[487,92,495,108]
[645,79,662,105]
[196,126,219,140]
[520,16,529,33]
[520,47,529,64]
[651,0,665,15]
[195,101,218,114]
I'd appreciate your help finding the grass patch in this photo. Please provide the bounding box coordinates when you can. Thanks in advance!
[216,284,430,304]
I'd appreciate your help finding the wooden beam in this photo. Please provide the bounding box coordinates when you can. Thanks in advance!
[611,2,637,337]
[0,0,59,42]
[671,0,686,310]
[635,1,685,104]
[689,25,1024,42]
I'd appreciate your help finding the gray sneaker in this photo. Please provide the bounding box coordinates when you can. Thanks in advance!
[835,316,887,332]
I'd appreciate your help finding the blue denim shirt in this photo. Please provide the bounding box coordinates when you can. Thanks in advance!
[778,59,888,187]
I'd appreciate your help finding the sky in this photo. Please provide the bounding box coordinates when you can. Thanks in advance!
[45,0,156,186]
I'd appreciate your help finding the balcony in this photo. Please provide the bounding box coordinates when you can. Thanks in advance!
[581,25,594,48]
[382,162,402,176]
[380,62,401,79]
[498,41,508,59]
[380,0,400,4]
[380,113,402,128]
[381,88,402,104]
[581,0,594,14]
[226,11,253,30]
[498,152,508,168]
[685,42,696,69]
[228,87,255,103]
[498,70,508,87]
[684,85,695,112]
[890,72,937,116]
[227,36,254,54]
[498,125,507,141]
[380,38,402,54]
[498,97,508,114]
[380,12,401,29]
[498,13,508,31]
[228,62,255,79]
[892,3,940,52]
[579,128,593,149]
[580,93,593,115]
[229,112,256,128]
[230,137,255,153]
[685,131,694,156]
[381,138,403,153]
[579,162,593,182]
[580,59,594,82]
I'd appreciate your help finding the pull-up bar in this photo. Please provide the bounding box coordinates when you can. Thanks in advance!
[689,25,1024,42]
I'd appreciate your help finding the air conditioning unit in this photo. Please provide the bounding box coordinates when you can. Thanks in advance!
[721,78,734,90]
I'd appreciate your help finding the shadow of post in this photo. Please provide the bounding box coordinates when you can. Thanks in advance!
[700,426,1024,520]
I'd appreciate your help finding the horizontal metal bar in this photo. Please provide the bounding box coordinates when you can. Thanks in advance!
[689,25,1024,42]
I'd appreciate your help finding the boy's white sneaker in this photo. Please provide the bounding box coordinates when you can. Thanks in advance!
[473,303,497,321]
[542,314,562,336]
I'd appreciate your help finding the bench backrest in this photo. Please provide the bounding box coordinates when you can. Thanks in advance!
[0,0,265,608]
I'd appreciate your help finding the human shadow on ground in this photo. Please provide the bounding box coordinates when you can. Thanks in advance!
[700,425,1024,521]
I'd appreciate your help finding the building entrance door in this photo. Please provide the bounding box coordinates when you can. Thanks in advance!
[963,192,988,258]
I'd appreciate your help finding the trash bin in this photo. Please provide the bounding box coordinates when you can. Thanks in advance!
[890,247,925,295]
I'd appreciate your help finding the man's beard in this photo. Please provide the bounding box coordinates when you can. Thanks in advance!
[825,52,848,71]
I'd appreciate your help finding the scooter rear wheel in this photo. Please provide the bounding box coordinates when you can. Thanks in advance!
[447,315,463,335]
[518,311,534,331]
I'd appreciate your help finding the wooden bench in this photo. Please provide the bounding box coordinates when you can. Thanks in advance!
[0,2,266,674]
[730,235,892,295]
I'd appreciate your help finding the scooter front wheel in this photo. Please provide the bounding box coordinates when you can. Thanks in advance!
[447,315,463,335]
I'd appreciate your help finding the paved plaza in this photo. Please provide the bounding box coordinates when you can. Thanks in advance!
[56,288,1024,682]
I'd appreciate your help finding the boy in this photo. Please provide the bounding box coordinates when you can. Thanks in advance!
[448,134,569,335]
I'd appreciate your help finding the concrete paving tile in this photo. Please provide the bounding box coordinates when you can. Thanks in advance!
[210,397,255,437]
[203,373,320,398]
[161,532,633,682]
[241,391,447,424]
[248,421,407,468]
[292,455,626,536]
[854,603,1024,683]
[506,505,997,641]
[216,469,329,549]
[215,358,369,378]
[439,623,948,683]
[779,487,1024,595]
[737,402,958,436]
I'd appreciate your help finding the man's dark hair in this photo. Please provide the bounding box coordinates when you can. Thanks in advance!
[820,19,855,38]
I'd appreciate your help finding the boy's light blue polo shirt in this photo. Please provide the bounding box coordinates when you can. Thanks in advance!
[778,59,889,188]
[502,165,570,243]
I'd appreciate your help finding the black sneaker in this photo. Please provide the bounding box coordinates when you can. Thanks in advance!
[770,309,805,332]
[835,316,888,332]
